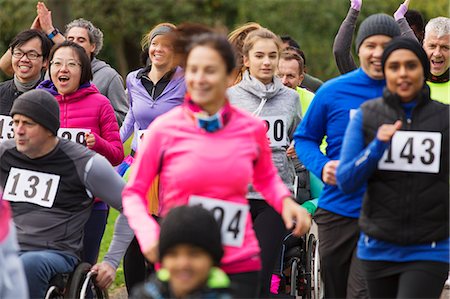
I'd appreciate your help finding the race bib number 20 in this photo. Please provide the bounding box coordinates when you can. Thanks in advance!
[58,128,89,145]
[189,196,249,247]
[378,131,442,173]
[261,116,288,147]
[3,168,60,208]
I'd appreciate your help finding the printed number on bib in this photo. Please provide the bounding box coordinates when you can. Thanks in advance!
[58,128,89,145]
[378,131,441,173]
[137,129,148,149]
[189,196,249,247]
[0,115,14,140]
[261,116,288,147]
[3,168,60,208]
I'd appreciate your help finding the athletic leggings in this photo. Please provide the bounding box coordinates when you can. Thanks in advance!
[123,237,153,293]
[249,199,286,297]
[363,260,448,299]
[124,215,160,293]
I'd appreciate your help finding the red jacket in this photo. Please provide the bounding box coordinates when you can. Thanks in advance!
[55,84,124,166]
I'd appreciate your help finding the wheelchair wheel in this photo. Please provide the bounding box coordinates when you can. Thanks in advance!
[65,262,91,298]
[306,234,322,299]
[79,271,109,299]
[64,262,108,299]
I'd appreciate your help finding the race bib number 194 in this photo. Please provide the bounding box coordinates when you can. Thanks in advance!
[378,131,442,173]
[3,168,60,208]
[189,196,249,247]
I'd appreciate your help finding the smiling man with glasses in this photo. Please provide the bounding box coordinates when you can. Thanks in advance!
[0,29,53,116]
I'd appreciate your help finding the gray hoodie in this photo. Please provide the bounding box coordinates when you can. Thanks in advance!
[91,58,128,126]
[228,70,301,199]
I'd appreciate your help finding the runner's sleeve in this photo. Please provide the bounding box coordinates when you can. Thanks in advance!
[336,109,389,193]
[121,124,162,253]
[119,76,136,143]
[89,100,124,166]
[84,154,134,269]
[294,89,330,181]
[333,7,359,74]
[252,120,292,214]
[397,18,419,42]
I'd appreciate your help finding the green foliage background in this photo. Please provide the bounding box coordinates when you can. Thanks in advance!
[0,0,448,82]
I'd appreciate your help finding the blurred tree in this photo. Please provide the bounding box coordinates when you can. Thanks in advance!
[0,0,448,82]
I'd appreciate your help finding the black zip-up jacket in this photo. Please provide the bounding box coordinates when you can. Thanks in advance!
[359,85,449,245]
[0,77,43,115]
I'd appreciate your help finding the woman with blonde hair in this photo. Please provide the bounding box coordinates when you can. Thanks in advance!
[123,31,311,298]
[119,22,186,292]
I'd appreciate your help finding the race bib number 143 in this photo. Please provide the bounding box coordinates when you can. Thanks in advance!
[378,131,442,173]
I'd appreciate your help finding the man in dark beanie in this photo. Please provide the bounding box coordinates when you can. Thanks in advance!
[131,205,232,299]
[1,89,134,298]
[294,13,400,299]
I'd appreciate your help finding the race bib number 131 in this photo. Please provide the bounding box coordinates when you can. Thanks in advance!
[0,115,14,140]
[378,131,442,173]
[189,196,249,247]
[3,168,60,208]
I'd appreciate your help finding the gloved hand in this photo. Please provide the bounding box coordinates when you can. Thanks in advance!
[394,0,410,21]
[350,0,362,11]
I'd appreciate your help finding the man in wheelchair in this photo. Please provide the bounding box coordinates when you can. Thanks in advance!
[0,90,133,298]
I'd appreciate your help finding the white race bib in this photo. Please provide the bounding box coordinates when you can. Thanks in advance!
[261,116,288,147]
[3,168,60,208]
[189,195,249,247]
[137,129,148,149]
[58,128,89,145]
[0,115,14,140]
[378,131,442,173]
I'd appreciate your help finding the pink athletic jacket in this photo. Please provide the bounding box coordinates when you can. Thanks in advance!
[55,84,124,166]
[122,104,292,274]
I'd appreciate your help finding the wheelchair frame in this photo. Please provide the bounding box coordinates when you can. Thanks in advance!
[44,262,109,299]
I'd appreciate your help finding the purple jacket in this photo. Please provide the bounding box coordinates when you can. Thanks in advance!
[120,66,186,151]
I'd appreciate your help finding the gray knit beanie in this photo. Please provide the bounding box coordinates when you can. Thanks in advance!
[355,14,401,53]
[10,89,60,136]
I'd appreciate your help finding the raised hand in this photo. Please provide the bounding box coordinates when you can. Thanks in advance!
[394,0,410,21]
[350,0,362,11]
[36,1,55,34]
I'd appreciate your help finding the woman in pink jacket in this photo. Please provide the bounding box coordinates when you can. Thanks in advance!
[122,32,311,298]
[37,41,123,265]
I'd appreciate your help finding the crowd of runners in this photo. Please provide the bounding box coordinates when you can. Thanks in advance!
[0,0,448,298]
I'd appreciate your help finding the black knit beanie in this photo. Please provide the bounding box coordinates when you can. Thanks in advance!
[382,37,430,81]
[159,205,224,265]
[10,89,60,136]
[356,14,401,53]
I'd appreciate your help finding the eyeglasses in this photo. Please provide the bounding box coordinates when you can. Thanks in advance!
[50,60,82,70]
[12,50,42,60]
